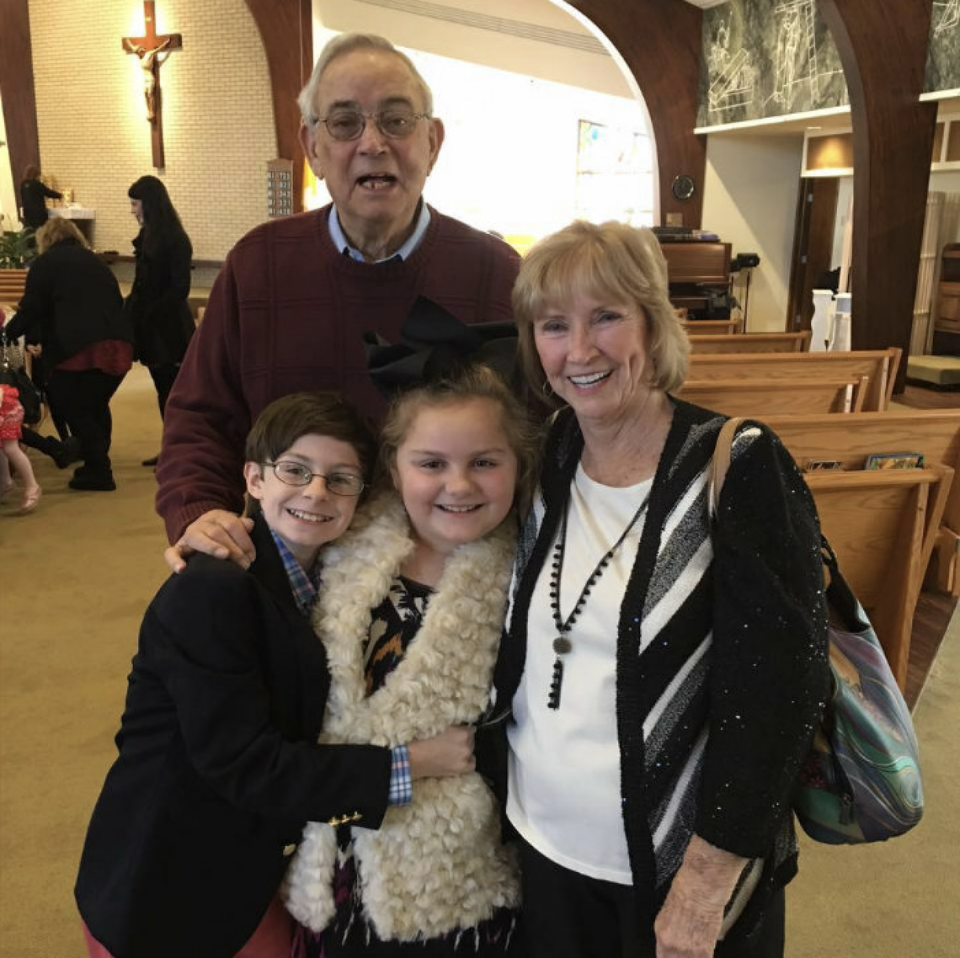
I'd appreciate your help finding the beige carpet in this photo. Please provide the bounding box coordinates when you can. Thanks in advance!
[0,364,958,957]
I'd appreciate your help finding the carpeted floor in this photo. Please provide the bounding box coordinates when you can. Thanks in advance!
[0,365,957,956]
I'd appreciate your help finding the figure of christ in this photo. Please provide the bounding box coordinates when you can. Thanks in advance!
[123,36,173,122]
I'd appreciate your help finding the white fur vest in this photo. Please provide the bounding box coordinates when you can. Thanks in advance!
[282,494,521,941]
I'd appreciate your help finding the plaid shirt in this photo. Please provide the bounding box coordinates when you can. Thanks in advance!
[268,529,411,804]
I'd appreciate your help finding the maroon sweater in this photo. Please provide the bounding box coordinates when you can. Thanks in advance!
[156,206,521,542]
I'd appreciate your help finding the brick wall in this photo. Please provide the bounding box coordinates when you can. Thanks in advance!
[29,0,278,262]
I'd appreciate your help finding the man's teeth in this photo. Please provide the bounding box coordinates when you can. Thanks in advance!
[359,175,395,189]
[569,371,609,385]
[288,508,329,523]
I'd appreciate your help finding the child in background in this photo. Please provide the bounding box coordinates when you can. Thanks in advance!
[284,363,538,956]
[75,391,476,958]
[0,382,41,512]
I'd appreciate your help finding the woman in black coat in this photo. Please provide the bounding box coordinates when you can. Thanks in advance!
[126,176,194,464]
[4,219,132,490]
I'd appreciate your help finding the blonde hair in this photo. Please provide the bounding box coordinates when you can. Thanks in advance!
[378,364,539,519]
[512,220,690,402]
[298,33,434,127]
[35,217,89,255]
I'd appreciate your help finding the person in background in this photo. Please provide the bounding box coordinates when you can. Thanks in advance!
[156,32,520,570]
[75,391,475,958]
[19,164,62,231]
[284,363,536,956]
[492,220,830,958]
[125,175,194,466]
[4,219,132,492]
[0,382,41,512]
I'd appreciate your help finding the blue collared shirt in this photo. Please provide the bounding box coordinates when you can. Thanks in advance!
[269,529,321,616]
[328,201,431,263]
[268,528,412,805]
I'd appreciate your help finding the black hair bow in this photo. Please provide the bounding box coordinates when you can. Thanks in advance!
[364,296,517,397]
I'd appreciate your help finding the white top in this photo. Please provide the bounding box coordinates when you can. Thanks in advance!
[507,465,653,884]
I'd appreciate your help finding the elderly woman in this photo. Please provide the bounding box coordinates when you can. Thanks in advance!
[4,218,131,491]
[493,221,829,958]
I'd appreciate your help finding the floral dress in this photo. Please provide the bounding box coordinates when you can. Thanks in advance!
[0,386,24,441]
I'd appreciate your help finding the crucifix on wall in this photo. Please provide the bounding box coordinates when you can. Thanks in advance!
[122,0,182,169]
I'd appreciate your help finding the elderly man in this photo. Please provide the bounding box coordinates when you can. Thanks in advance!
[156,33,520,568]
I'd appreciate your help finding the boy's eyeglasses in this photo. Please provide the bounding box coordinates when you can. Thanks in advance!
[263,461,365,497]
[314,109,429,141]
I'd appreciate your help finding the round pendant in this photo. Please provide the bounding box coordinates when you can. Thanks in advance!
[553,636,572,654]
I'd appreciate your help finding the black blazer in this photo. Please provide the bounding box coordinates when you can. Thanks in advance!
[75,516,392,958]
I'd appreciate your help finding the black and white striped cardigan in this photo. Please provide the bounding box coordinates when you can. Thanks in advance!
[496,399,829,948]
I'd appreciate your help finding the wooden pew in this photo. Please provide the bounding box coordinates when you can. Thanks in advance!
[677,377,865,416]
[688,330,811,353]
[681,318,743,335]
[0,268,28,309]
[759,409,960,594]
[686,348,902,412]
[804,465,953,689]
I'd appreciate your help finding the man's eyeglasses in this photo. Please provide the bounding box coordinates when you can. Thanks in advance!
[263,461,365,497]
[315,109,429,142]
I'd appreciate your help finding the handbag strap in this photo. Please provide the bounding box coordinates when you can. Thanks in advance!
[708,417,745,517]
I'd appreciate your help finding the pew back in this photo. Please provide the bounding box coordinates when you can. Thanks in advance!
[681,318,743,335]
[686,348,902,411]
[760,410,960,530]
[0,268,28,309]
[678,378,861,416]
[805,466,953,688]
[688,330,811,353]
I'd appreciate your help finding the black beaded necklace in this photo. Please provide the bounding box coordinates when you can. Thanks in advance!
[547,488,652,710]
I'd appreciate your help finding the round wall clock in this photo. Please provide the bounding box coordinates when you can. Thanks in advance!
[671,174,696,201]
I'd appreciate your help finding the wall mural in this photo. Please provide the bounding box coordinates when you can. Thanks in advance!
[925,0,960,92]
[697,0,847,128]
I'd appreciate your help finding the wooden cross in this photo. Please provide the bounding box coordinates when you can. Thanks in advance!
[122,1,182,169]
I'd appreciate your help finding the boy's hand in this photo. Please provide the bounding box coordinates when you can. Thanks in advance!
[164,510,256,573]
[408,725,476,780]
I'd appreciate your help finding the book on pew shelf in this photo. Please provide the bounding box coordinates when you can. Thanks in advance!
[864,452,925,470]
[804,459,844,472]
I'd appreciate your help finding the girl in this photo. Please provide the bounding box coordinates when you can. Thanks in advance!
[0,381,42,512]
[284,363,539,956]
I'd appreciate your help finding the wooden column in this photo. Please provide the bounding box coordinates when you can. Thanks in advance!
[243,0,313,213]
[819,0,937,385]
[570,0,706,229]
[0,0,40,205]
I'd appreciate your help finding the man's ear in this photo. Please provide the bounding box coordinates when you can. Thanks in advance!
[298,122,323,180]
[426,117,445,175]
[244,461,266,500]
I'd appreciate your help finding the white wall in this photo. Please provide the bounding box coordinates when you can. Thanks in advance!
[702,134,805,331]
[0,93,19,232]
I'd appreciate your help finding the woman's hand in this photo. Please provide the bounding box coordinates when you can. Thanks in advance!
[408,725,476,780]
[654,835,748,958]
[164,509,256,573]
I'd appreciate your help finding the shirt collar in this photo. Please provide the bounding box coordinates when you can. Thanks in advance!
[268,528,322,616]
[328,201,431,263]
